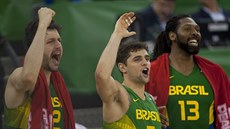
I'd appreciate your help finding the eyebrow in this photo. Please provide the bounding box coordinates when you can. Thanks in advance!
[132,54,149,60]
[145,54,150,58]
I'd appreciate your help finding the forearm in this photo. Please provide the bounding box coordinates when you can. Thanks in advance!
[96,32,122,79]
[21,25,47,84]
[95,12,135,102]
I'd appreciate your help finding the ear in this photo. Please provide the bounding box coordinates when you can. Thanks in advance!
[169,31,176,41]
[118,63,127,73]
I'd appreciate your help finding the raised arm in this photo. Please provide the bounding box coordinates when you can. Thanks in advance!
[95,12,136,103]
[95,12,136,122]
[4,7,55,108]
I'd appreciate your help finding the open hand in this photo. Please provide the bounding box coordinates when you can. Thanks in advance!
[113,12,136,38]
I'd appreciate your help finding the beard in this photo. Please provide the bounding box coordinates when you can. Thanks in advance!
[42,58,59,72]
[177,36,200,55]
[47,65,59,72]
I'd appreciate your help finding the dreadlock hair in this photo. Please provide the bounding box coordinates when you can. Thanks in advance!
[153,14,191,60]
[23,7,61,50]
[116,42,148,76]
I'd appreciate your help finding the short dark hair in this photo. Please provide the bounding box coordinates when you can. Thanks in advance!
[23,8,61,50]
[116,41,148,65]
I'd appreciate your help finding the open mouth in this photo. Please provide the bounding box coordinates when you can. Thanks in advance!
[188,39,198,47]
[142,67,149,76]
[51,51,61,65]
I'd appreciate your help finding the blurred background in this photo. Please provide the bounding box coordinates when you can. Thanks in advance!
[0,0,229,128]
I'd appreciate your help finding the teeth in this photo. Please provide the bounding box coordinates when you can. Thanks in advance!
[52,51,61,55]
[188,39,198,46]
[142,68,149,75]
[189,39,197,44]
[54,59,58,63]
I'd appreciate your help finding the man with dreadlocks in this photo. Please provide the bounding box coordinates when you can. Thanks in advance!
[146,14,230,129]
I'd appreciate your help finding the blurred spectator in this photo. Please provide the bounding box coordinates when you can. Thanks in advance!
[44,0,81,4]
[122,0,176,54]
[192,0,230,22]
[0,61,4,129]
[191,0,230,48]
[0,34,21,129]
[0,35,5,129]
[0,35,21,68]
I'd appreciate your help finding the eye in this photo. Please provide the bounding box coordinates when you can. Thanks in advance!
[133,57,141,62]
[58,38,62,43]
[145,56,150,61]
[47,39,54,44]
[183,26,191,31]
[195,26,200,32]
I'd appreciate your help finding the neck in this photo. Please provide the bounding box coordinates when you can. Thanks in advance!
[42,69,52,85]
[169,52,195,76]
[123,80,145,100]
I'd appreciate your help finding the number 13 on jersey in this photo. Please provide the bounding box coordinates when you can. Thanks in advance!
[178,100,199,121]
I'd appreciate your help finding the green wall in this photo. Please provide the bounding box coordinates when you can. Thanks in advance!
[51,1,150,93]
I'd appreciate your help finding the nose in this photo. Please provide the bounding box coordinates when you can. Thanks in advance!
[192,30,201,42]
[142,59,149,66]
[54,41,62,49]
[191,28,200,36]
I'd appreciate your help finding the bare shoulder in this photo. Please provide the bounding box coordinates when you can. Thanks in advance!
[5,67,31,108]
[103,81,130,123]
[6,67,22,88]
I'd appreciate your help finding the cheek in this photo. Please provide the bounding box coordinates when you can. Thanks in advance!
[147,62,151,66]
[61,47,64,54]
[43,52,50,59]
[176,33,187,42]
[44,48,52,57]
[131,65,140,72]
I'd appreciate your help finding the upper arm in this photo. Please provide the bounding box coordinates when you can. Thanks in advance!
[4,67,35,108]
[95,75,120,103]
[95,75,130,122]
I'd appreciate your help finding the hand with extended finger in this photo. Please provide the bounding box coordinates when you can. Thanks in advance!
[38,7,55,28]
[114,12,136,38]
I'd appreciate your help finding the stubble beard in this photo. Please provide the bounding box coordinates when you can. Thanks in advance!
[42,60,59,72]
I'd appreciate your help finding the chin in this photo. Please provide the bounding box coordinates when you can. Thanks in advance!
[50,67,59,72]
[189,48,200,55]
[143,78,150,84]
